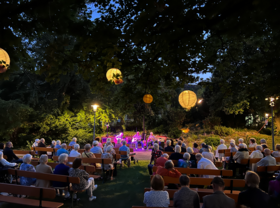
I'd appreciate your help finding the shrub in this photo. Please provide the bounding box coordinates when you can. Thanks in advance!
[204,137,220,147]
[152,125,166,134]
[214,126,234,136]
[168,127,182,139]
[202,117,221,129]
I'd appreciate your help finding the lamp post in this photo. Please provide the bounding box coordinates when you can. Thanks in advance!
[91,104,99,142]
[265,97,278,150]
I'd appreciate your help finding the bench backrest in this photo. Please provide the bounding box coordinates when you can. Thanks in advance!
[8,169,80,184]
[0,183,56,199]
[257,165,280,172]
[164,152,183,156]
[13,150,36,155]
[152,166,232,177]
[53,156,115,164]
[276,157,280,163]
[240,158,262,165]
[34,147,58,152]
[248,147,255,151]
[218,149,230,154]
[224,152,236,157]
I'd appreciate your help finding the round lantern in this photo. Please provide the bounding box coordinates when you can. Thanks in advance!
[178,90,197,109]
[143,94,153,104]
[0,48,10,73]
[106,68,122,81]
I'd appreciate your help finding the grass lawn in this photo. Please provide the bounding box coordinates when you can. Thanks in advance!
[0,160,150,208]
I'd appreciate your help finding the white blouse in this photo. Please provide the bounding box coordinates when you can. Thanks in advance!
[0,158,17,167]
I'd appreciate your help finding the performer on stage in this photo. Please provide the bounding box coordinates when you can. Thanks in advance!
[147,132,156,146]
[133,131,144,150]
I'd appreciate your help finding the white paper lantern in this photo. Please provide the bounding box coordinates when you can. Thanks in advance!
[178,90,197,109]
[106,68,122,81]
[0,48,10,73]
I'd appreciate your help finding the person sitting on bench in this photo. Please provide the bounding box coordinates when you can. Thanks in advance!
[178,153,190,168]
[32,139,40,148]
[202,177,235,208]
[256,148,276,174]
[35,154,52,188]
[90,141,103,154]
[69,158,98,201]
[69,144,81,158]
[119,140,131,167]
[38,138,47,156]
[69,137,77,147]
[231,143,249,177]
[114,138,122,149]
[55,140,62,149]
[0,151,17,167]
[20,154,36,186]
[164,140,174,152]
[196,153,217,178]
[169,145,183,161]
[101,146,115,180]
[82,144,96,166]
[3,142,23,163]
[57,143,69,156]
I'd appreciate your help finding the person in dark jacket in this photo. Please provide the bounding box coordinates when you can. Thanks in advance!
[169,145,183,160]
[38,138,47,156]
[164,140,174,152]
[238,171,270,208]
[3,142,22,163]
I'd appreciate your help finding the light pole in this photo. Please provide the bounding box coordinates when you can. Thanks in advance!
[91,104,99,142]
[265,97,278,150]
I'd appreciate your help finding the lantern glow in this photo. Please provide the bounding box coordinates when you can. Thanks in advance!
[178,90,197,109]
[143,94,153,104]
[0,48,10,73]
[106,68,122,81]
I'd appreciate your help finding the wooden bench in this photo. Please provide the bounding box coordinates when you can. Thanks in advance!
[240,158,262,165]
[257,165,280,173]
[218,149,230,154]
[152,166,233,177]
[0,183,63,208]
[8,169,80,207]
[162,176,245,193]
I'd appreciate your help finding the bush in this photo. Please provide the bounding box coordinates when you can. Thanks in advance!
[204,137,220,147]
[214,126,234,136]
[152,125,166,134]
[203,117,221,129]
[168,127,182,139]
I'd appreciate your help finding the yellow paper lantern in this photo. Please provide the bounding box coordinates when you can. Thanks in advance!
[106,68,122,81]
[178,90,197,109]
[0,48,10,73]
[143,94,153,103]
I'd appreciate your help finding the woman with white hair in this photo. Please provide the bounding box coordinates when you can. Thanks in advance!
[69,144,81,158]
[215,139,227,159]
[19,154,36,186]
[202,146,215,162]
[101,146,114,180]
[0,151,17,167]
[69,137,77,147]
[35,154,52,188]
[169,145,183,161]
[238,138,247,149]
[249,145,263,171]
[32,139,40,148]
[114,138,122,149]
[178,153,190,168]
[55,140,62,149]
[231,143,249,177]
[50,140,56,148]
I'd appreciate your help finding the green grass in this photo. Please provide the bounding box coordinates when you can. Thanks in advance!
[0,160,150,208]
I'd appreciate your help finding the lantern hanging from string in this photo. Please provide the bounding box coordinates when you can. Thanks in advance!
[0,48,10,73]
[143,94,153,104]
[178,90,197,109]
[106,68,122,81]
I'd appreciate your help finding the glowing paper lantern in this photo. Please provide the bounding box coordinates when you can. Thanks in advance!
[143,94,153,104]
[106,68,122,81]
[0,48,10,73]
[178,90,197,109]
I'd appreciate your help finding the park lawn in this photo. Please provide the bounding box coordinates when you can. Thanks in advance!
[0,160,150,208]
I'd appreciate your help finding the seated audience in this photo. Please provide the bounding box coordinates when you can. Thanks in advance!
[272,144,280,159]
[154,140,163,151]
[150,143,163,164]
[215,139,227,159]
[187,147,197,168]
[178,152,190,168]
[38,138,47,156]
[104,141,116,154]
[57,143,69,156]
[164,140,174,152]
[0,151,17,167]
[19,154,36,186]
[196,153,218,178]
[170,139,175,148]
[32,139,40,148]
[101,146,114,180]
[174,175,200,208]
[69,137,77,147]
[169,145,183,160]
[114,138,122,149]
[202,177,235,208]
[95,138,103,149]
[268,174,280,198]
[229,142,238,153]
[231,143,249,176]
[250,145,263,159]
[238,171,269,208]
[156,153,169,167]
[69,158,98,201]
[177,141,186,152]
[193,143,199,154]
[35,154,52,188]
[82,144,96,166]
[238,138,247,149]
[90,141,103,154]
[249,138,257,148]
[143,174,169,207]
[256,148,276,173]
[119,140,131,167]
[0,143,4,151]
[50,140,56,148]
[156,160,181,178]
[52,153,71,198]
[202,146,215,162]
[3,142,23,163]
[199,142,206,153]
[55,140,62,149]
[69,144,81,158]
[260,139,268,149]
[103,138,112,149]
[178,137,186,148]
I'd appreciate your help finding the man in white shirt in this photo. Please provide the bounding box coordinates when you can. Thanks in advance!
[256,148,276,173]
[250,145,263,159]
[202,146,215,163]
[69,144,81,157]
[196,153,218,178]
[215,139,227,159]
